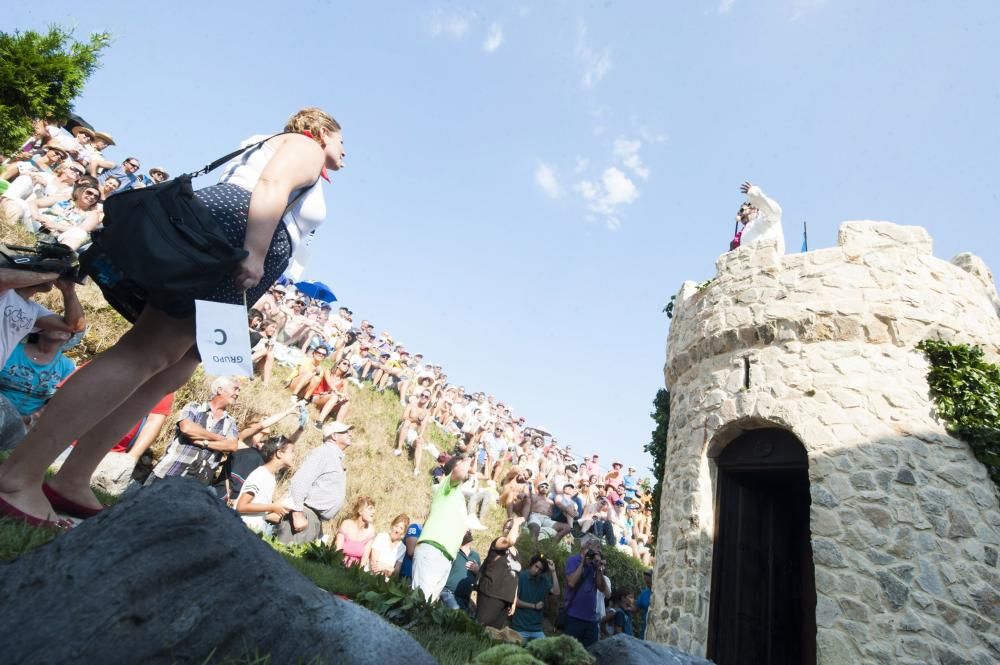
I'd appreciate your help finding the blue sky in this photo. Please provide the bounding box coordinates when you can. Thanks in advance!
[9,2,999,473]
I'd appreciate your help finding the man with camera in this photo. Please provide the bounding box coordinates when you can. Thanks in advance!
[562,534,610,647]
[512,552,561,642]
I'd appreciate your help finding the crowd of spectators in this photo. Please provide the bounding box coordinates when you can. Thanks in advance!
[1,117,656,646]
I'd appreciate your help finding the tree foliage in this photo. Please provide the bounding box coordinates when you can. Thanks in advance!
[917,340,1000,487]
[0,26,110,154]
[643,388,669,545]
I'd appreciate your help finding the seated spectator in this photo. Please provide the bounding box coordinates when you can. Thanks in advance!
[97,156,142,194]
[498,468,531,535]
[235,436,295,536]
[214,402,304,503]
[462,471,497,531]
[335,495,376,568]
[149,166,170,185]
[475,535,521,629]
[1,162,85,228]
[98,175,120,202]
[604,461,624,486]
[312,358,351,428]
[1,144,68,198]
[395,387,431,476]
[524,480,572,543]
[602,588,636,638]
[83,130,116,176]
[288,346,332,400]
[441,530,480,611]
[369,513,410,580]
[0,329,75,424]
[145,377,241,485]
[512,553,560,642]
[250,319,280,383]
[399,520,423,582]
[430,452,449,482]
[30,182,102,249]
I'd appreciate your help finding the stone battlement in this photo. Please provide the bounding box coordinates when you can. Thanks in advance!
[666,221,1000,387]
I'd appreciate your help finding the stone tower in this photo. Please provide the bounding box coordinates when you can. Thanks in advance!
[652,222,1000,664]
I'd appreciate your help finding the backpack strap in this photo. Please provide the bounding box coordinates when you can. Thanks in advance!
[184,131,298,179]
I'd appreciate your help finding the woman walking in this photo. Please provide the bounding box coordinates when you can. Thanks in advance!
[0,108,345,527]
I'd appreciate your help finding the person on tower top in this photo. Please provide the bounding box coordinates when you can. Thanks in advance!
[730,181,784,254]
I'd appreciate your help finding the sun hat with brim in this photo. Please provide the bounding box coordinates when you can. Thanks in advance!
[71,126,96,139]
[322,421,353,436]
[92,131,116,145]
[149,166,169,178]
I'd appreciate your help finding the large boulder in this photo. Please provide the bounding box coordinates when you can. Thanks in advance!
[588,634,713,665]
[0,477,436,665]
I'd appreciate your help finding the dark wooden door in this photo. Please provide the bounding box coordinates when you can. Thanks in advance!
[707,429,816,665]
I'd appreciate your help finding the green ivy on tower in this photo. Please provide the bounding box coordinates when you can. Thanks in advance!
[917,340,1000,487]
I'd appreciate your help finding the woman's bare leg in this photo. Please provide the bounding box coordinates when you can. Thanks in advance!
[46,348,201,510]
[0,307,195,519]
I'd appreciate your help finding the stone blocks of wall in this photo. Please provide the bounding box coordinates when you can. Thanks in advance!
[652,222,1000,664]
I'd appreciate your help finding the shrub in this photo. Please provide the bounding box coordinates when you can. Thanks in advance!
[526,635,596,665]
[472,644,544,665]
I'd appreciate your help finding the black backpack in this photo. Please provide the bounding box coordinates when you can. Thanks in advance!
[80,133,290,320]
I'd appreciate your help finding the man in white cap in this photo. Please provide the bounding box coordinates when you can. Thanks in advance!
[276,420,354,544]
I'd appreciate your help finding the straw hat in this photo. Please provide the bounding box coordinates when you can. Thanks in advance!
[92,131,116,146]
[71,126,96,139]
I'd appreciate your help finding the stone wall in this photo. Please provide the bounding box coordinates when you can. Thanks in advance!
[652,222,1000,664]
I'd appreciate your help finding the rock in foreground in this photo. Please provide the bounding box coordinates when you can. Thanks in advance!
[0,478,435,665]
[588,634,713,665]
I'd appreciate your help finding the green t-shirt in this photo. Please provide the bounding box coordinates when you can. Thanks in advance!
[511,570,553,632]
[417,480,469,559]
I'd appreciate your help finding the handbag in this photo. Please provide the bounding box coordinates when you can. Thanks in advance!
[79,132,292,320]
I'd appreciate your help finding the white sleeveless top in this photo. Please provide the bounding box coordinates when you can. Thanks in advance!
[218,134,326,277]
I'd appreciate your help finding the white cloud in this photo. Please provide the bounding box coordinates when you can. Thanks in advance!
[575,21,611,88]
[483,23,504,52]
[601,167,639,206]
[718,0,737,14]
[428,11,470,38]
[613,137,649,180]
[535,162,562,199]
[573,166,639,230]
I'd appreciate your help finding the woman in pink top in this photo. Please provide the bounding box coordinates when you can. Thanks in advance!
[336,495,376,568]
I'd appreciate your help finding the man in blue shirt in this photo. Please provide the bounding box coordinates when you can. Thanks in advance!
[636,569,653,639]
[563,535,609,647]
[98,156,142,194]
[441,530,480,611]
[623,466,639,502]
[399,522,422,580]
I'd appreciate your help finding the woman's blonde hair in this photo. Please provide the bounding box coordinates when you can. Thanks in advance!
[391,513,409,530]
[350,494,375,519]
[285,107,342,139]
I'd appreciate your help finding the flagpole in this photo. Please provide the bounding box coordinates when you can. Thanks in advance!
[802,221,809,252]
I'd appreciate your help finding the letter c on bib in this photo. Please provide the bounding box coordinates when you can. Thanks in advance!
[213,329,228,345]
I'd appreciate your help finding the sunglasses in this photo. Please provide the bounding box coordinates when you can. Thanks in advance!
[48,149,67,159]
[81,190,100,199]
[125,161,139,168]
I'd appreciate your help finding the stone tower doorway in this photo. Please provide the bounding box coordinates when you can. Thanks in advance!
[707,428,816,665]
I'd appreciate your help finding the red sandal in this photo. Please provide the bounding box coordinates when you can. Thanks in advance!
[42,483,104,519]
[0,495,73,530]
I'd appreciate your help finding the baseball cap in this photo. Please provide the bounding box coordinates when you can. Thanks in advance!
[322,421,352,436]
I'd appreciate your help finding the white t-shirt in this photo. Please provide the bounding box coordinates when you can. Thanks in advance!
[369,532,405,575]
[237,465,278,534]
[0,290,51,366]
